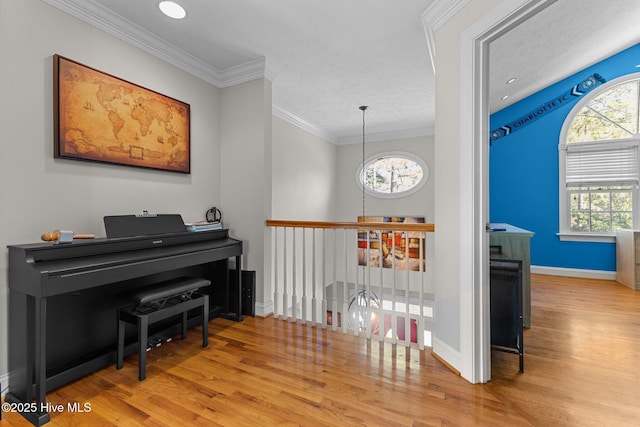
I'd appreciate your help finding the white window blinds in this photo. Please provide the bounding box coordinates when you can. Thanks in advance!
[565,143,639,187]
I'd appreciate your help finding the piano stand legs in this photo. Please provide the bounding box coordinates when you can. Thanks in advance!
[116,280,209,381]
[137,315,148,381]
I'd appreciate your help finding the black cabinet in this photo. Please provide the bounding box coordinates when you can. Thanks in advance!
[490,258,524,373]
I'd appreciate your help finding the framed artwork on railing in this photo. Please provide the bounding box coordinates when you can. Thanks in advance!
[53,54,190,173]
[357,216,426,271]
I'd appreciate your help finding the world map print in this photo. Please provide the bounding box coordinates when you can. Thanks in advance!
[54,55,190,173]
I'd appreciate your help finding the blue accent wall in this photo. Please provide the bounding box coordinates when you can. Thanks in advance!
[490,43,640,272]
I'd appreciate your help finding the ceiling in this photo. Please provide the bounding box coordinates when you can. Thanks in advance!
[489,0,640,114]
[45,0,640,144]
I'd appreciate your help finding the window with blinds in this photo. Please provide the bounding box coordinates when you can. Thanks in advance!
[560,76,640,237]
[565,143,639,187]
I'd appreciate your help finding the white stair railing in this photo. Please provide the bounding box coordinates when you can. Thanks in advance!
[266,220,435,349]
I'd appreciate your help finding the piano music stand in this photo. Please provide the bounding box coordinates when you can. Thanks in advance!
[104,214,187,238]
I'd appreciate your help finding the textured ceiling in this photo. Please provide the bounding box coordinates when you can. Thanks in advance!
[45,0,640,143]
[489,0,640,113]
[59,0,437,143]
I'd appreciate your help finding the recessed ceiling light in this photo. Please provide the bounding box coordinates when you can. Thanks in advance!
[501,94,510,100]
[159,1,186,19]
[506,78,516,84]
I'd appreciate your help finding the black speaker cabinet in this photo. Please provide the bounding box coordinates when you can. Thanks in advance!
[490,258,524,372]
[230,269,256,317]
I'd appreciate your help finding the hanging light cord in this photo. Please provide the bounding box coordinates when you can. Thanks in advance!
[359,106,368,222]
[358,106,369,324]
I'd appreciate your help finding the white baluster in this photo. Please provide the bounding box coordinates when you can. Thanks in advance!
[312,228,317,325]
[342,229,349,334]
[292,228,298,322]
[282,227,288,320]
[364,228,371,339]
[378,230,384,342]
[273,227,279,318]
[322,229,328,329]
[404,231,410,347]
[332,228,338,332]
[391,231,397,345]
[302,228,308,324]
[418,232,425,350]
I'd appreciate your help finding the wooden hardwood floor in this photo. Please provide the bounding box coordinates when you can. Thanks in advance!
[2,274,640,426]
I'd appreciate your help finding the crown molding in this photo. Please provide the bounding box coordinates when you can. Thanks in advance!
[273,105,338,144]
[218,57,277,88]
[42,0,268,88]
[421,0,472,75]
[423,0,472,32]
[44,0,435,144]
[272,106,434,146]
[337,126,435,145]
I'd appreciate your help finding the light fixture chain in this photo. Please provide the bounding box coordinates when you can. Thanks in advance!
[359,106,368,222]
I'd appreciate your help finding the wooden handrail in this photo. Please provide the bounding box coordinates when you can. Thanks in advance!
[266,219,434,232]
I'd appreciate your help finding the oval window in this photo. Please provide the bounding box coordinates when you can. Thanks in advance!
[357,152,428,198]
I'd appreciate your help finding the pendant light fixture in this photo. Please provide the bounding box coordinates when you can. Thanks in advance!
[348,105,380,335]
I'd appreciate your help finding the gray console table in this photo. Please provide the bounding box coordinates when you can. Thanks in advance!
[489,223,534,328]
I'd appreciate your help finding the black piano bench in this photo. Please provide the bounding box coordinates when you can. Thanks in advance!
[116,277,210,381]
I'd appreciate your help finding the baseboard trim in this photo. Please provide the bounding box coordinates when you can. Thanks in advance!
[431,350,460,376]
[531,265,616,281]
[432,336,462,376]
[255,300,273,318]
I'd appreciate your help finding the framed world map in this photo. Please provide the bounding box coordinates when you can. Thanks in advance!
[53,54,190,173]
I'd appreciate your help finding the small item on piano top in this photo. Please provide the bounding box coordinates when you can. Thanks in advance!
[185,220,222,232]
[206,207,222,224]
[41,230,95,243]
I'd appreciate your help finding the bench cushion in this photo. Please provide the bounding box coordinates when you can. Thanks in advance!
[122,277,210,304]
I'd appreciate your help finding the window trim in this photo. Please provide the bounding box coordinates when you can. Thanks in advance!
[356,151,429,199]
[558,73,640,243]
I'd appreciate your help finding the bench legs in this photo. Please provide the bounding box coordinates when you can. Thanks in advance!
[116,318,125,370]
[116,294,209,381]
[137,315,149,380]
[202,295,209,348]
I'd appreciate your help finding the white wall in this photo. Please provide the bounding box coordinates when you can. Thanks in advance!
[432,0,503,378]
[272,116,337,221]
[335,136,434,222]
[220,78,273,309]
[0,0,221,378]
[264,116,338,315]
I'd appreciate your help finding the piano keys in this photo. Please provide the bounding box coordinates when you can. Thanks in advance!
[6,228,242,426]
